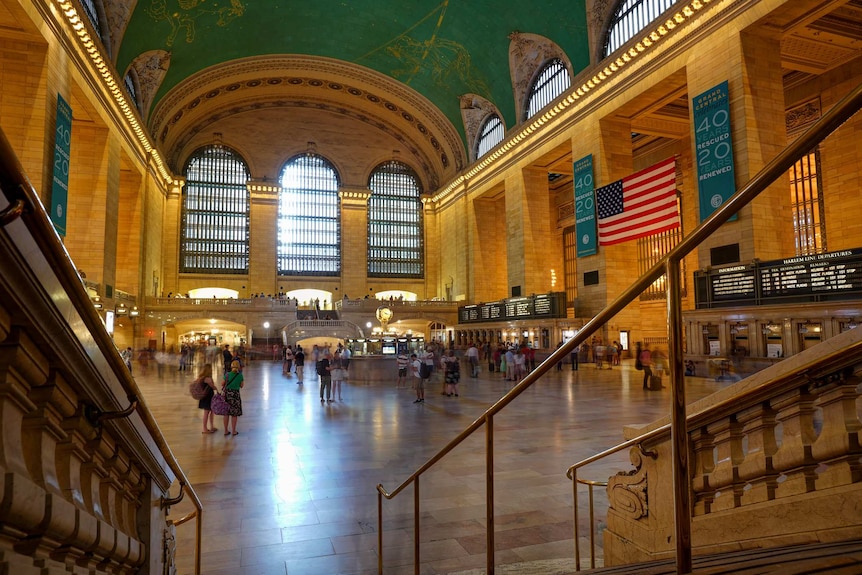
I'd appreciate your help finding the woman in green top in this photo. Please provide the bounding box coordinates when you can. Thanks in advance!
[222,360,244,435]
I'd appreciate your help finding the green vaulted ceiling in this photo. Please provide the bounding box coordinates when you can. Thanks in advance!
[118,0,589,145]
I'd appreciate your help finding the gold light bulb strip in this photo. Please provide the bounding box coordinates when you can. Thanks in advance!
[56,0,176,186]
[431,0,714,203]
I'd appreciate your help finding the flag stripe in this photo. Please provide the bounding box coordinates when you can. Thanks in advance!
[596,157,679,246]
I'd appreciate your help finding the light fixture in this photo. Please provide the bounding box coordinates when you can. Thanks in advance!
[129,306,139,317]
[849,321,858,330]
[702,325,710,335]
[116,303,127,315]
[729,326,738,335]
[798,325,809,334]
[92,296,102,310]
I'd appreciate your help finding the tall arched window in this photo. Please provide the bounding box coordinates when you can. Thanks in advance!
[475,114,505,159]
[525,58,571,120]
[603,0,678,57]
[180,145,250,274]
[368,160,423,278]
[123,71,140,113]
[278,154,341,276]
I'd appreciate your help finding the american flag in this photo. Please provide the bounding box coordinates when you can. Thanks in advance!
[595,157,679,246]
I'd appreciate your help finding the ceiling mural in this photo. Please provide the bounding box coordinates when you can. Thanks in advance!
[117,0,590,144]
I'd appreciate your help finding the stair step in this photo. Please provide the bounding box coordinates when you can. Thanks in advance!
[447,539,862,575]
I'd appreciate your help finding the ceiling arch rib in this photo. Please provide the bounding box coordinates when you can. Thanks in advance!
[149,55,466,188]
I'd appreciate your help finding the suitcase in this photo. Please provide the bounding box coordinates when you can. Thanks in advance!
[649,374,663,390]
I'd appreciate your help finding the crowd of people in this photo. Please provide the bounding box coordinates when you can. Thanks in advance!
[178,335,668,434]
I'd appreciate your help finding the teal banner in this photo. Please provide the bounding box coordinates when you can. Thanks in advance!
[693,81,736,222]
[573,154,596,257]
[51,94,72,237]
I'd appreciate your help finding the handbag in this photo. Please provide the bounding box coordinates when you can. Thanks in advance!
[189,378,208,400]
[210,392,229,415]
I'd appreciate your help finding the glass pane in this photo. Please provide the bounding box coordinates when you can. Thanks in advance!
[180,145,251,274]
[277,154,341,276]
[368,160,424,278]
[526,59,571,120]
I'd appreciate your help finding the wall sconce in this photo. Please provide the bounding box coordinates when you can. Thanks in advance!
[729,325,738,335]
[798,324,809,334]
[92,296,102,310]
[849,320,858,330]
[129,306,139,317]
[701,325,710,335]
[762,324,773,335]
[116,303,127,315]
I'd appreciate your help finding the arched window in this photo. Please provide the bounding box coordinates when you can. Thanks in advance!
[475,114,505,159]
[278,154,341,276]
[180,145,250,274]
[525,58,571,120]
[79,0,111,57]
[368,160,423,278]
[603,0,679,57]
[123,71,140,113]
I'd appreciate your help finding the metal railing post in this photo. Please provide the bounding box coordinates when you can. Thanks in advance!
[573,469,581,571]
[667,257,692,573]
[486,414,495,574]
[378,492,383,574]
[414,476,420,575]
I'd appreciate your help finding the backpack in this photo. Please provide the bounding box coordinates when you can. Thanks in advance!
[419,362,432,379]
[189,377,208,400]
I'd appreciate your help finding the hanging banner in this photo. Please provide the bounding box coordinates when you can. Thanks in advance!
[573,154,596,257]
[51,94,73,237]
[693,81,736,222]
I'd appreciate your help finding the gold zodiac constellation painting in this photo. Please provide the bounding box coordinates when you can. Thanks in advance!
[147,0,246,46]
[360,1,492,99]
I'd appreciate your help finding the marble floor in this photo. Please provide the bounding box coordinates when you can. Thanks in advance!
[137,357,725,575]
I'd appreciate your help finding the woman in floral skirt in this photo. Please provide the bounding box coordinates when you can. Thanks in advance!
[222,360,244,435]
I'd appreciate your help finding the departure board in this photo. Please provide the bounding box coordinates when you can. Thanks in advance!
[695,248,862,308]
[458,292,566,323]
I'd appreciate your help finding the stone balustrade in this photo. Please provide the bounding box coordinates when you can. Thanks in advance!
[603,326,862,566]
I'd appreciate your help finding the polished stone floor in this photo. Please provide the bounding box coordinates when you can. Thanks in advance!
[136,357,725,575]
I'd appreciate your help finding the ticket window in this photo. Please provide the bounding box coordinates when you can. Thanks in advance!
[729,324,749,361]
[762,323,783,358]
[702,324,720,356]
[798,322,822,352]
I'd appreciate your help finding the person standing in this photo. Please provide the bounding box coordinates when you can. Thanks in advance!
[444,349,460,397]
[283,345,294,376]
[466,343,479,378]
[331,350,345,400]
[396,350,409,388]
[196,363,218,433]
[222,344,232,374]
[639,343,653,390]
[341,344,351,373]
[222,360,244,435]
[411,353,425,403]
[294,345,305,385]
[121,347,133,373]
[317,350,332,403]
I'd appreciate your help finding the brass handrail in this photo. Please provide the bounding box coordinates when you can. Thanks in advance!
[377,79,862,575]
[0,127,204,575]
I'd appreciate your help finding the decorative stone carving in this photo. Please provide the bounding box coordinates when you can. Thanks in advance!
[163,524,177,575]
[104,0,138,60]
[786,98,821,136]
[508,32,572,124]
[607,447,650,520]
[130,50,171,121]
[459,94,504,162]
